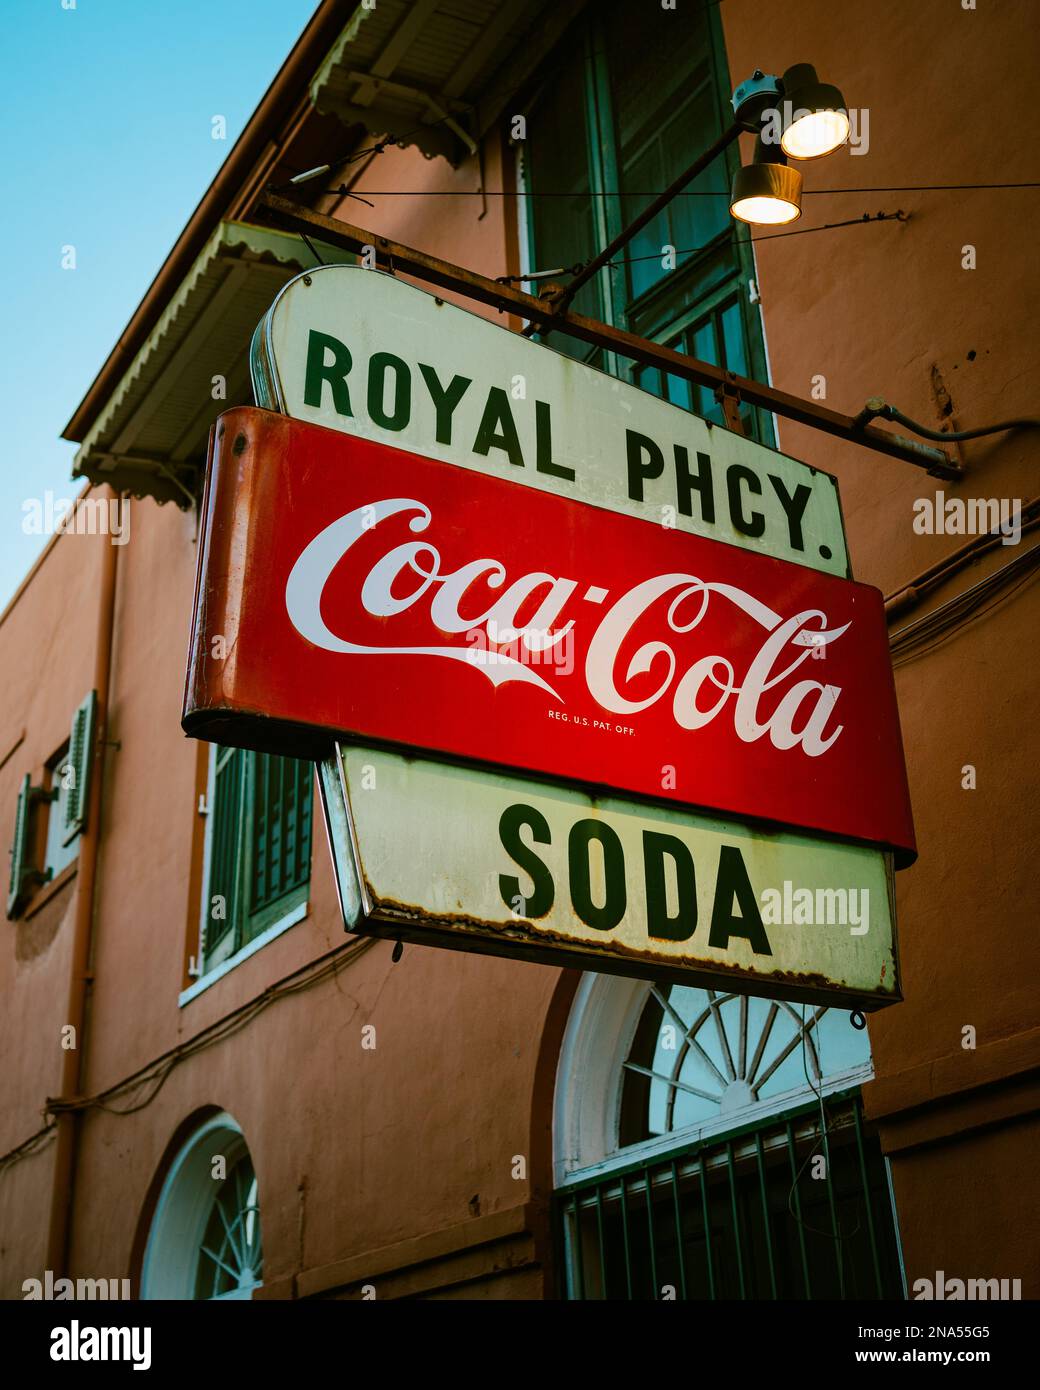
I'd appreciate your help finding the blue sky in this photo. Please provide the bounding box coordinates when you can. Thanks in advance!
[1,0,318,608]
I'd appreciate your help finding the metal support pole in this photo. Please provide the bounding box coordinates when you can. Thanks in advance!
[257,193,960,478]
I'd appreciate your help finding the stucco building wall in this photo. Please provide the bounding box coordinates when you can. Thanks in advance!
[1,0,1036,1300]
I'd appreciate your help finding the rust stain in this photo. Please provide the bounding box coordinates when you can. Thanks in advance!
[363,883,894,998]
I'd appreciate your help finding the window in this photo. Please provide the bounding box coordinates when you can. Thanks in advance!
[141,1112,262,1300]
[554,976,905,1300]
[6,690,95,918]
[199,746,314,976]
[522,0,773,442]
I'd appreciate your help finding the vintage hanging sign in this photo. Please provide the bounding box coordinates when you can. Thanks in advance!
[183,407,915,861]
[250,265,850,577]
[317,744,900,1009]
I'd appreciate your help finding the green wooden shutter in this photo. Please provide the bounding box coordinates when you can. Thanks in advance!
[7,773,49,919]
[205,745,246,956]
[249,753,313,916]
[62,689,97,846]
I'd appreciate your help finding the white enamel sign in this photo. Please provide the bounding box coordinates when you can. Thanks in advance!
[319,744,899,1009]
[251,265,849,576]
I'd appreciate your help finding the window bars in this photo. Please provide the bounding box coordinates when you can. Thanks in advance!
[556,1090,902,1301]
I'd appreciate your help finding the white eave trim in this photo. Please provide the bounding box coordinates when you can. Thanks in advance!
[71,220,345,505]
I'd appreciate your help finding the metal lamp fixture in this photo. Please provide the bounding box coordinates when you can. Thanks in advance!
[730,137,802,225]
[729,63,849,225]
[779,63,850,160]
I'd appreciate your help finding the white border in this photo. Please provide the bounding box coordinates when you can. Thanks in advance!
[141,1112,261,1300]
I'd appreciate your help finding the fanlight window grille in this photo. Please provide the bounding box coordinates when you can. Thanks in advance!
[620,985,872,1146]
[195,1153,263,1300]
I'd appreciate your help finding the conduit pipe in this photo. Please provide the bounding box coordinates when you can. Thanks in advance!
[46,487,121,1277]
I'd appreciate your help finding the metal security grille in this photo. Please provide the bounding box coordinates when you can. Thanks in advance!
[556,1091,903,1300]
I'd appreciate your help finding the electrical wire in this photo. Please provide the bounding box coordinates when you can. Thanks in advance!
[890,540,1040,668]
[497,211,906,283]
[299,182,1040,197]
[784,1009,859,1292]
[0,936,379,1176]
[0,1123,56,1175]
[861,402,1040,442]
[299,232,329,266]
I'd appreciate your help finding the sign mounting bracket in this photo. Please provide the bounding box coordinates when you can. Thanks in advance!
[257,192,960,479]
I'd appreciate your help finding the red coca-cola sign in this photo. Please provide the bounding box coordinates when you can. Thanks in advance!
[184,408,916,861]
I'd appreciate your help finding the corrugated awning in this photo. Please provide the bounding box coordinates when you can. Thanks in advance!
[310,0,589,164]
[71,220,349,507]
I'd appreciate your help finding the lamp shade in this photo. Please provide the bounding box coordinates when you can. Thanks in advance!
[730,140,802,225]
[780,63,850,159]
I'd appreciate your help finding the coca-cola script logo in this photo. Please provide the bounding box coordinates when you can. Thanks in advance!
[285,498,851,759]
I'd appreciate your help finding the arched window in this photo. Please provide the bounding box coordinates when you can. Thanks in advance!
[141,1113,262,1300]
[553,977,904,1300]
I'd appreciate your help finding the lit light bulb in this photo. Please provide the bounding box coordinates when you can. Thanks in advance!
[781,107,850,160]
[730,192,800,226]
[778,64,850,160]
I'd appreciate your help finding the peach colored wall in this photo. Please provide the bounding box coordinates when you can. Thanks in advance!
[891,1118,1040,1297]
[333,132,519,332]
[721,0,1040,1291]
[0,131,565,1300]
[3,4,1037,1301]
[0,504,105,1288]
[68,944,561,1297]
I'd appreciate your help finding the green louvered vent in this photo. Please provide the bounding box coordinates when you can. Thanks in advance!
[250,753,313,919]
[62,690,97,846]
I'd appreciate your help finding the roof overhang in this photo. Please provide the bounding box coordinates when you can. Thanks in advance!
[71,221,348,507]
[61,0,593,477]
[310,0,591,164]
